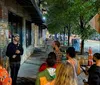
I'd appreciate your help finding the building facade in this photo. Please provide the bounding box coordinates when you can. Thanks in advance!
[0,0,47,65]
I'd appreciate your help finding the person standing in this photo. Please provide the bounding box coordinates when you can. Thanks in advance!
[39,52,57,72]
[66,47,81,79]
[55,62,77,85]
[88,53,100,85]
[36,52,56,85]
[6,34,23,85]
[52,41,62,63]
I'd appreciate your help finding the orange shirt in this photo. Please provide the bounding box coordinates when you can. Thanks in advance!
[0,66,12,85]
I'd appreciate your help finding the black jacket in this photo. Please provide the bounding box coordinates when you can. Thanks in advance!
[88,64,100,85]
[6,42,23,62]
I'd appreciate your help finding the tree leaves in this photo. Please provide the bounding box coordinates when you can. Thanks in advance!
[45,0,98,38]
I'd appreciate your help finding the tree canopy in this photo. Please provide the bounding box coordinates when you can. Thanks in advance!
[44,0,98,37]
[43,0,99,54]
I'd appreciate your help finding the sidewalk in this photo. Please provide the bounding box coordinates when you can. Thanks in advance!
[17,47,47,85]
[17,46,87,85]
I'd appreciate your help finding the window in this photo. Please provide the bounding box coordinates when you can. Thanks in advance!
[8,12,23,45]
[26,21,32,47]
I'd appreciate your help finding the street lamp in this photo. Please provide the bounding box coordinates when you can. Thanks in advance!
[43,16,46,21]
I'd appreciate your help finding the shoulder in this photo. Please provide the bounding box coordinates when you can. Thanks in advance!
[40,63,47,68]
[88,64,96,73]
[8,42,13,46]
[18,44,23,48]
[38,70,47,77]
[39,63,47,72]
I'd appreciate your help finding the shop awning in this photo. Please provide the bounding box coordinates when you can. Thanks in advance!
[16,0,44,24]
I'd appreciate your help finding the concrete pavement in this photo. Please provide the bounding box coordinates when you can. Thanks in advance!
[17,47,47,85]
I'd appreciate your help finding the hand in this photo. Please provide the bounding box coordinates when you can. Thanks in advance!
[16,50,20,54]
[12,55,16,58]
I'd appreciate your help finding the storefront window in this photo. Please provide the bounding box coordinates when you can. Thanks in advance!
[26,21,32,47]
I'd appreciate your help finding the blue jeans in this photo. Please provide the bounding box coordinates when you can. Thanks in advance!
[10,62,20,85]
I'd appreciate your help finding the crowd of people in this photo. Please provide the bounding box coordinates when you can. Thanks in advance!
[36,40,100,85]
[0,35,100,85]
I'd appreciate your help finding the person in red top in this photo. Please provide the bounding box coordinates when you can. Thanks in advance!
[39,52,57,72]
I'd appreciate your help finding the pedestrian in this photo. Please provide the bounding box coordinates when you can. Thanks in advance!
[52,40,62,63]
[55,62,77,85]
[39,52,57,72]
[6,34,23,85]
[36,52,56,85]
[88,53,100,85]
[66,47,81,79]
[72,36,80,52]
[0,58,12,85]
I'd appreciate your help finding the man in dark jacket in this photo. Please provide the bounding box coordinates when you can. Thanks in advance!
[88,53,100,85]
[6,34,23,85]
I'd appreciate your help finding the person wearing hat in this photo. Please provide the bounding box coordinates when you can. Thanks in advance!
[6,34,23,85]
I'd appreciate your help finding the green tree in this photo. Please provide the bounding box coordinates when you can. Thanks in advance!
[45,0,76,46]
[44,0,97,54]
[71,0,97,54]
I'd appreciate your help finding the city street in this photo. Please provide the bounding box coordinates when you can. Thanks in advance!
[0,0,100,85]
[84,40,100,53]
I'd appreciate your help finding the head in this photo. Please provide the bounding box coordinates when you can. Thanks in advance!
[74,35,76,38]
[52,41,60,49]
[55,62,77,85]
[48,52,57,60]
[66,47,76,59]
[93,53,100,62]
[13,34,20,42]
[46,58,56,67]
[46,52,56,67]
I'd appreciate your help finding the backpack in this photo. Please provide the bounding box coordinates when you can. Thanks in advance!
[40,77,55,85]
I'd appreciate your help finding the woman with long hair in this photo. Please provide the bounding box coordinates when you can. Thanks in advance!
[55,62,77,85]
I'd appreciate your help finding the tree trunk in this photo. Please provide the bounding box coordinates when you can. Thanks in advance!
[63,27,66,45]
[68,27,70,46]
[80,16,84,54]
[80,39,84,54]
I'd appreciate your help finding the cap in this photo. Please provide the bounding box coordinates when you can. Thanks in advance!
[13,34,19,38]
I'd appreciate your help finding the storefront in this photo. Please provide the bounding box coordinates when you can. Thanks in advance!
[0,0,45,66]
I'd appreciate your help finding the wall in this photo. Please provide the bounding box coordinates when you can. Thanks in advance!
[0,0,36,64]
